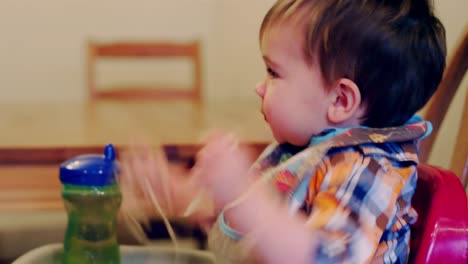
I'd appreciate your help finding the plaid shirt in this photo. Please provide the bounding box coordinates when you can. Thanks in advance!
[212,120,429,263]
[305,143,419,263]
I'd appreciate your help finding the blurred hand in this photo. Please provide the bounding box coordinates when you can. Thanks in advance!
[119,139,216,226]
[194,131,256,210]
[120,143,178,222]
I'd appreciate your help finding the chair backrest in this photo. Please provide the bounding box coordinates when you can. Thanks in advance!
[419,29,468,174]
[409,164,468,264]
[87,40,202,101]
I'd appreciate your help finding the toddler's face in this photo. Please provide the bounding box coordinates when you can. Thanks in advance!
[256,21,334,146]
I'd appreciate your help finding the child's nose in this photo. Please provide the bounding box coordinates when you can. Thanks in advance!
[255,81,266,98]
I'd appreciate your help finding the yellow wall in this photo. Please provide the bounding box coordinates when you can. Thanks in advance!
[0,0,466,168]
[428,1,467,168]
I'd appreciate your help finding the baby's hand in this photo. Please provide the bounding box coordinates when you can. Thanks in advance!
[195,132,255,210]
[120,141,215,225]
[120,144,180,221]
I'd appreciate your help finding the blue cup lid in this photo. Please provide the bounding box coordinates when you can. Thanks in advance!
[60,144,120,186]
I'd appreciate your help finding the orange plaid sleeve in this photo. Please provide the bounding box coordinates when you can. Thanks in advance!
[304,147,418,263]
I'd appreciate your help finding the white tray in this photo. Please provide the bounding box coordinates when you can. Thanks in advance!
[13,243,216,264]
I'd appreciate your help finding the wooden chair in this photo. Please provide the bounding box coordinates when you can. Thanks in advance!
[87,40,202,101]
[419,29,468,181]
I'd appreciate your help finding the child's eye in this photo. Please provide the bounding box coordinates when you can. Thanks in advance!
[267,67,279,78]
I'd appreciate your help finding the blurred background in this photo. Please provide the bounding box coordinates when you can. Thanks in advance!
[0,0,466,262]
[0,0,466,168]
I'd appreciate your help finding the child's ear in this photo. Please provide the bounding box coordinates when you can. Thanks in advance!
[327,78,362,124]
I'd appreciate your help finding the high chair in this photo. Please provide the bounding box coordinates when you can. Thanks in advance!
[409,164,468,264]
[87,40,202,101]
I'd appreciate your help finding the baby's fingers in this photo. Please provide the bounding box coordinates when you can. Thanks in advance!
[120,146,174,215]
[197,133,239,165]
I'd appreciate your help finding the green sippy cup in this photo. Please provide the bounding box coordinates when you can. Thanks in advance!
[59,144,122,264]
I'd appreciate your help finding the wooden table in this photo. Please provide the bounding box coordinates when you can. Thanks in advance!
[0,99,272,211]
[0,99,272,261]
[0,99,272,148]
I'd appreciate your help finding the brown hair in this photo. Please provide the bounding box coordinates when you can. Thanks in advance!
[260,0,446,127]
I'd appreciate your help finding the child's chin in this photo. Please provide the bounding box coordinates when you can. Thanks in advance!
[272,133,285,144]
